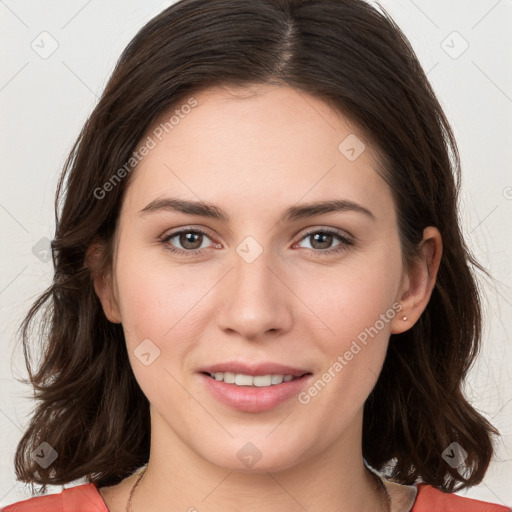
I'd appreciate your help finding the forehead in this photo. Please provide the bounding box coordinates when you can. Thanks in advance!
[121,84,393,223]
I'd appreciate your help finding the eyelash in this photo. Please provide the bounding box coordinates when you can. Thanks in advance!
[160,227,354,258]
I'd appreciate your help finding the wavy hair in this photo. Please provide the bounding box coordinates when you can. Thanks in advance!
[13,0,498,494]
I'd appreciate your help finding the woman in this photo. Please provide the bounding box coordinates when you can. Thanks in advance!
[3,0,509,511]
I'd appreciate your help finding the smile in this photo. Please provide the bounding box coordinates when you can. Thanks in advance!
[200,372,312,412]
[206,372,302,387]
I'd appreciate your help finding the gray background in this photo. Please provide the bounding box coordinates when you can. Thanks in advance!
[1,0,511,508]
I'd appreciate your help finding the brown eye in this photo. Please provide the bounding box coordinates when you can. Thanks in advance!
[161,228,214,255]
[178,232,204,250]
[308,232,335,250]
[296,229,354,256]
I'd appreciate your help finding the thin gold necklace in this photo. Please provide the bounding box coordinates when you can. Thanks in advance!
[125,466,146,512]
[125,465,392,512]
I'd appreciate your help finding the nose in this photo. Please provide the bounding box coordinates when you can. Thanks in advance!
[215,245,293,341]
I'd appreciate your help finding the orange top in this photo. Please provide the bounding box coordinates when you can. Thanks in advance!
[2,482,510,511]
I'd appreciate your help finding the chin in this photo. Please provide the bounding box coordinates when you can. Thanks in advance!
[199,437,308,474]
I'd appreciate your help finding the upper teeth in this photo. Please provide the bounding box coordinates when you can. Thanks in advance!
[210,372,295,387]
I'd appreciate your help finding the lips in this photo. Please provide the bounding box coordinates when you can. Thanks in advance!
[198,361,313,412]
[198,361,310,378]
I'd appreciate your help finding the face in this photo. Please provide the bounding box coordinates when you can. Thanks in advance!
[100,84,410,473]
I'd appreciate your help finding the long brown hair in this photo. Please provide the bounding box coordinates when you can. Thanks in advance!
[13,0,498,494]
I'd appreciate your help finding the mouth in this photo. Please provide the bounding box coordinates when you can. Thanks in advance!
[202,371,309,387]
[198,365,313,412]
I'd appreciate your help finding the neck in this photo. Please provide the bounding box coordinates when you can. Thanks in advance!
[128,406,387,512]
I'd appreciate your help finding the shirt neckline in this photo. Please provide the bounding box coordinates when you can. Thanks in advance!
[93,479,420,512]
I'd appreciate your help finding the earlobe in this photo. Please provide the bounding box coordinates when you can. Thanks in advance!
[94,270,122,324]
[390,226,442,334]
[85,241,122,324]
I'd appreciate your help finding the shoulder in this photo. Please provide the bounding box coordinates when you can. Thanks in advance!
[412,483,511,512]
[1,483,108,512]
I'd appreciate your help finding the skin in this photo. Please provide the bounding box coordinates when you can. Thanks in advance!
[90,83,442,512]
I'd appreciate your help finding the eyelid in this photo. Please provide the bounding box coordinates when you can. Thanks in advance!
[293,226,354,245]
[161,225,215,239]
[160,226,218,249]
[291,227,354,256]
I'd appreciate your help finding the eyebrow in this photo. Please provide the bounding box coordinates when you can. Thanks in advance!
[139,197,376,222]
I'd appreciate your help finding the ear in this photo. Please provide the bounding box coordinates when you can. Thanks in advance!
[85,240,122,324]
[390,226,442,334]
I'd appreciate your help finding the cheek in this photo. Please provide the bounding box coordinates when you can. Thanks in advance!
[113,253,207,406]
[114,249,218,362]
[295,249,402,350]
[293,266,400,436]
